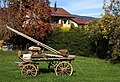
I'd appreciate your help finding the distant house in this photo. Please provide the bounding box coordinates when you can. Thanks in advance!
[50,7,74,29]
[50,7,87,29]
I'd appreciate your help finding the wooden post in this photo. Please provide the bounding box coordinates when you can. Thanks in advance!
[0,40,4,50]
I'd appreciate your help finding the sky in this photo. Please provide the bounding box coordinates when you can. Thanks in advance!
[49,0,105,18]
[0,0,105,18]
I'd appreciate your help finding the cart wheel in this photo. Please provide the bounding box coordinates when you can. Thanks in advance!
[21,64,37,77]
[55,61,73,76]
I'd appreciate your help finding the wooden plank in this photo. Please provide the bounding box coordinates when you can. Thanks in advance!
[31,57,75,61]
[31,55,75,61]
[41,53,63,58]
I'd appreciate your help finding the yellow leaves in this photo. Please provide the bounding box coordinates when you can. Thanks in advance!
[101,28,108,38]
[101,25,104,29]
[85,14,117,40]
[109,40,113,45]
[84,25,90,31]
[107,16,111,18]
[101,25,104,28]
[60,24,70,32]
[103,36,108,39]
[102,29,107,33]
[110,21,113,24]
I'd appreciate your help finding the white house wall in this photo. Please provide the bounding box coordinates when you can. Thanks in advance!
[51,17,79,28]
[70,20,78,27]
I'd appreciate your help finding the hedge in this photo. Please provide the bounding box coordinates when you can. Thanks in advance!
[46,28,93,56]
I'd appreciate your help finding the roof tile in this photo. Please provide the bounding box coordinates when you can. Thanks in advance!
[51,7,74,18]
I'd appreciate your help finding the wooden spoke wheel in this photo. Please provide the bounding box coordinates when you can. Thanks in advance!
[55,61,73,76]
[21,64,37,77]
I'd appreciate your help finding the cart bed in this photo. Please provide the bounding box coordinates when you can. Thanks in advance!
[32,54,75,61]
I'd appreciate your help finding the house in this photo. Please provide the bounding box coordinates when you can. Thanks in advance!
[50,7,87,29]
[71,18,87,28]
[50,7,74,29]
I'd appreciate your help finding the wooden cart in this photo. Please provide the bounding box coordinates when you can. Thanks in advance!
[6,26,75,77]
[17,53,75,77]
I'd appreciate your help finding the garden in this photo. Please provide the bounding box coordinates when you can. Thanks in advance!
[0,50,120,82]
[0,0,120,82]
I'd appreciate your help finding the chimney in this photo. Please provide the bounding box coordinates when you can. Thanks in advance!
[54,1,57,12]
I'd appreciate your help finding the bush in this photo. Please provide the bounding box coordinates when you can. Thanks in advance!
[46,29,92,56]
[0,9,11,41]
[85,14,120,61]
[60,24,70,31]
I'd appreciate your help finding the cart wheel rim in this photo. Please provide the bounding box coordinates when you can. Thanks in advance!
[21,64,37,77]
[55,61,73,76]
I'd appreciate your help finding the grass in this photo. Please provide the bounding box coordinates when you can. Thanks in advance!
[0,50,120,82]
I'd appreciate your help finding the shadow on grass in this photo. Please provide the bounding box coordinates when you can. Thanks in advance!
[38,68,55,74]
[38,68,76,75]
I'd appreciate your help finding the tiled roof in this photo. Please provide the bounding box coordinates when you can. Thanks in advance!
[51,7,74,18]
[71,18,87,25]
[51,7,87,25]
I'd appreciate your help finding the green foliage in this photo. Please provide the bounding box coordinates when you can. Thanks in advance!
[84,0,120,61]
[85,14,120,60]
[46,29,92,56]
[108,16,120,61]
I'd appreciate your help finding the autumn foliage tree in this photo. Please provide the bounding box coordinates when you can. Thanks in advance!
[103,0,120,62]
[0,0,52,49]
[8,0,51,40]
[0,0,12,41]
[85,0,120,62]
[0,9,9,40]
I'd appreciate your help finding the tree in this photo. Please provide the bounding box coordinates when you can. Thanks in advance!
[103,0,120,16]
[0,10,10,40]
[85,0,120,61]
[0,0,52,49]
[7,0,51,40]
[0,0,11,40]
[103,0,120,61]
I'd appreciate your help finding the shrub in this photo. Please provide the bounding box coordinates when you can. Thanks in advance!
[60,24,70,31]
[46,29,92,56]
[0,9,11,41]
[84,0,120,62]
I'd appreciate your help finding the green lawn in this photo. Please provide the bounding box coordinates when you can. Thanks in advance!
[0,50,120,82]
